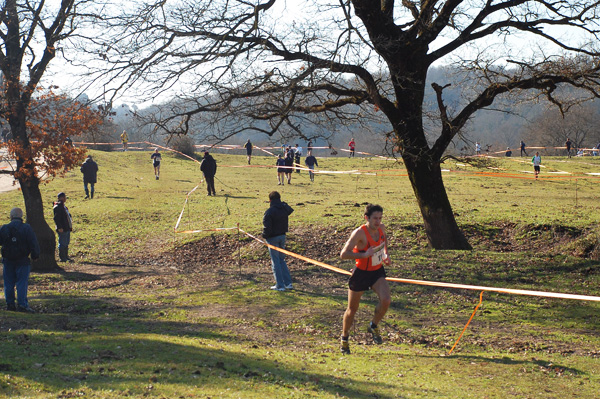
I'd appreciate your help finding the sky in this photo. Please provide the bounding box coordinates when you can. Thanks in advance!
[38,0,600,110]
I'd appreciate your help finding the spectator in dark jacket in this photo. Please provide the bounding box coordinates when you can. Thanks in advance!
[80,155,98,199]
[305,151,319,182]
[53,192,73,262]
[200,151,217,196]
[284,150,294,184]
[0,207,40,312]
[262,191,294,291]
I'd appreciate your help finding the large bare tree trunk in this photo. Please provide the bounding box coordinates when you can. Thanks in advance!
[404,156,472,250]
[19,176,59,271]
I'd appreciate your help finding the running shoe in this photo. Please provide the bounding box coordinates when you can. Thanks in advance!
[270,285,285,291]
[340,339,350,354]
[367,325,383,344]
[284,284,293,290]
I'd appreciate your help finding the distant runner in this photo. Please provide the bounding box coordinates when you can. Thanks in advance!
[244,139,253,165]
[532,151,541,179]
[339,204,391,354]
[151,148,162,180]
[120,130,129,151]
[348,138,355,157]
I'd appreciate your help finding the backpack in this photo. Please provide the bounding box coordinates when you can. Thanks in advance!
[1,225,29,260]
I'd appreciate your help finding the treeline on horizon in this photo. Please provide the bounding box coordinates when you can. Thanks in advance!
[73,65,600,157]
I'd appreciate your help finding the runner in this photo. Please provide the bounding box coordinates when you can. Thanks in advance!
[120,130,129,151]
[244,139,253,164]
[339,204,391,354]
[348,138,355,157]
[151,148,162,180]
[276,154,286,185]
[532,151,542,179]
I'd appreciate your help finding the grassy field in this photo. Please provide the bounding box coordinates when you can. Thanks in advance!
[0,149,600,398]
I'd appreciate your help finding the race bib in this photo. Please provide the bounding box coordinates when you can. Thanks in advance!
[371,242,386,265]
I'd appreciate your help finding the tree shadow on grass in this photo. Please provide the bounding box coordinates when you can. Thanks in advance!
[0,296,414,399]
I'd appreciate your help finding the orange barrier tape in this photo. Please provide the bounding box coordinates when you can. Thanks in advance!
[449,291,484,355]
[146,142,201,164]
[237,227,600,302]
[239,228,352,276]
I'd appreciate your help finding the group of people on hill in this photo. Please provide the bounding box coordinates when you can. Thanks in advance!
[497,139,600,158]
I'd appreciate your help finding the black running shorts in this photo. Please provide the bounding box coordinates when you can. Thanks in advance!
[348,266,386,292]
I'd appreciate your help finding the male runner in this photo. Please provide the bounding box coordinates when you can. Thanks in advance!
[339,204,391,354]
[151,148,162,180]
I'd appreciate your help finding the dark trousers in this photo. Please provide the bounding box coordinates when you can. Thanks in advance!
[205,175,216,195]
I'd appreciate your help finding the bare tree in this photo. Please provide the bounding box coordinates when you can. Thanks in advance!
[86,0,600,249]
[0,0,102,270]
[523,104,600,153]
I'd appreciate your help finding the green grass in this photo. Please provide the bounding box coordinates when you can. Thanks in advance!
[0,149,600,398]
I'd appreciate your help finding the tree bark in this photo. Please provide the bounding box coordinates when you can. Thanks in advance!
[404,155,472,250]
[19,176,60,271]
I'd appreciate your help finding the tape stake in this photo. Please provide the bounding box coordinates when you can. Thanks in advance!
[448,291,484,355]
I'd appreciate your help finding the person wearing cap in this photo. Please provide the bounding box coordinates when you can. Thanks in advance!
[80,155,98,199]
[200,150,217,196]
[53,192,73,262]
[0,208,40,312]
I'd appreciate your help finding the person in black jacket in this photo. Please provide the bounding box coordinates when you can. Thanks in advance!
[262,191,294,291]
[0,207,40,312]
[304,150,319,182]
[80,155,98,199]
[284,149,294,184]
[200,151,217,196]
[53,192,73,262]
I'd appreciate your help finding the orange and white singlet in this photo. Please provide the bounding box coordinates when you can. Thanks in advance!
[353,225,386,271]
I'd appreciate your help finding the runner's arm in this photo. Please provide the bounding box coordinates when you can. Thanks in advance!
[381,224,391,265]
[340,229,373,259]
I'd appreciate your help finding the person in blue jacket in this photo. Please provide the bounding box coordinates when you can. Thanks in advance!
[262,191,294,291]
[0,208,40,312]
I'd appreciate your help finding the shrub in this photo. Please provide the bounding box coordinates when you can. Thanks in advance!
[170,135,197,159]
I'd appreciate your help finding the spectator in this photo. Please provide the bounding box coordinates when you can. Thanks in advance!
[244,139,253,165]
[53,192,73,262]
[294,144,302,173]
[505,147,512,157]
[80,155,98,199]
[565,137,572,158]
[520,140,527,157]
[200,150,217,196]
[304,150,319,182]
[262,191,294,291]
[1,208,40,313]
[476,142,481,155]
[307,140,313,153]
[284,149,294,184]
